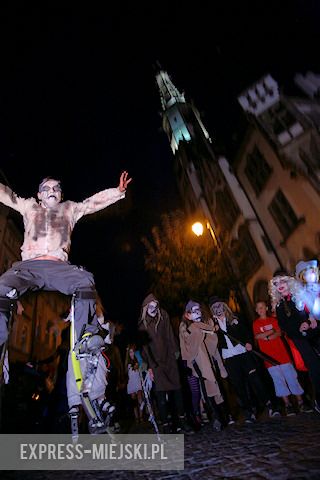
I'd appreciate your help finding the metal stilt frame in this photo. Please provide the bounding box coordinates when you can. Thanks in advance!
[69,294,114,442]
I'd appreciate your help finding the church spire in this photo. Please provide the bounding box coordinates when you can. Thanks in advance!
[155,69,210,153]
[156,70,186,110]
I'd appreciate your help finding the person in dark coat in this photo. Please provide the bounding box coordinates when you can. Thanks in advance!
[209,296,273,423]
[138,293,191,433]
[269,269,320,413]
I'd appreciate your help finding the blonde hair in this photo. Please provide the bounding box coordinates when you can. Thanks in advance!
[297,267,319,284]
[268,275,303,312]
[140,303,162,332]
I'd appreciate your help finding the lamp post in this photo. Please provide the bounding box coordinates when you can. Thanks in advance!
[191,221,254,319]
[191,221,220,251]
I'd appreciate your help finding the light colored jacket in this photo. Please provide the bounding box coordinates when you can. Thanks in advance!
[0,183,125,261]
[179,319,228,398]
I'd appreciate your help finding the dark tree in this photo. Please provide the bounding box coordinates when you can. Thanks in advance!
[142,210,231,316]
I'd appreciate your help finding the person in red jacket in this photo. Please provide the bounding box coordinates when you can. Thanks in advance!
[253,301,307,416]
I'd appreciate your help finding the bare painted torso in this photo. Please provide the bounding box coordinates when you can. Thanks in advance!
[21,199,76,261]
[0,183,125,262]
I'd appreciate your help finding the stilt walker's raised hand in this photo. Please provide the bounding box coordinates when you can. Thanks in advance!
[119,171,132,192]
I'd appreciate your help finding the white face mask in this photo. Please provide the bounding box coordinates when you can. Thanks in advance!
[38,180,62,208]
[211,302,225,318]
[304,269,318,284]
[147,301,159,318]
[189,306,202,322]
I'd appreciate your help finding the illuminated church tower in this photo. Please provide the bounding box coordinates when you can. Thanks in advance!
[155,70,282,310]
[156,70,239,244]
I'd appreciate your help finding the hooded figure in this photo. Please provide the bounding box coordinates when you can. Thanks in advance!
[138,294,191,434]
[138,293,180,391]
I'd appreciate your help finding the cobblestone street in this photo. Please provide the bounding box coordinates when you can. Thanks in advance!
[2,412,320,480]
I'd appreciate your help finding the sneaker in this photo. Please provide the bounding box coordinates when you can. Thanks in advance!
[298,403,313,414]
[285,404,296,417]
[227,414,236,425]
[269,407,281,417]
[244,411,256,423]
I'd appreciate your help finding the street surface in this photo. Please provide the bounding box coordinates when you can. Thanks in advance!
[2,412,320,479]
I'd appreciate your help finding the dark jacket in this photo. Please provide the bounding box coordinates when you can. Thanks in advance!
[138,307,181,391]
[276,298,320,340]
[216,317,253,353]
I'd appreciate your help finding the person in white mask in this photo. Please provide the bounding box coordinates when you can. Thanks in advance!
[210,296,274,423]
[138,293,192,434]
[179,300,230,431]
[0,172,131,434]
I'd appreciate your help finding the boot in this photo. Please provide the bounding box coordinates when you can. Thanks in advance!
[215,402,229,428]
[208,398,224,430]
[212,418,222,432]
[176,415,193,434]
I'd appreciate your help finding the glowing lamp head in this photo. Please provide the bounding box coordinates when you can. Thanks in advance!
[192,222,204,237]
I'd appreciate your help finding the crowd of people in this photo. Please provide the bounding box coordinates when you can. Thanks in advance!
[113,258,320,435]
[24,257,318,436]
[1,174,320,436]
[3,259,320,436]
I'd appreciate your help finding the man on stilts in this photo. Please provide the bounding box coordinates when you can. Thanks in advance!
[0,171,131,434]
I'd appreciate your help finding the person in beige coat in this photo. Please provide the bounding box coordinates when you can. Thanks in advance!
[179,300,230,430]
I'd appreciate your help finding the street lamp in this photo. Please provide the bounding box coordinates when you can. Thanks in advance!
[191,219,243,315]
[191,222,204,237]
[192,221,220,252]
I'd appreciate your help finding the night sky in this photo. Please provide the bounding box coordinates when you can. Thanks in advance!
[0,2,319,333]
